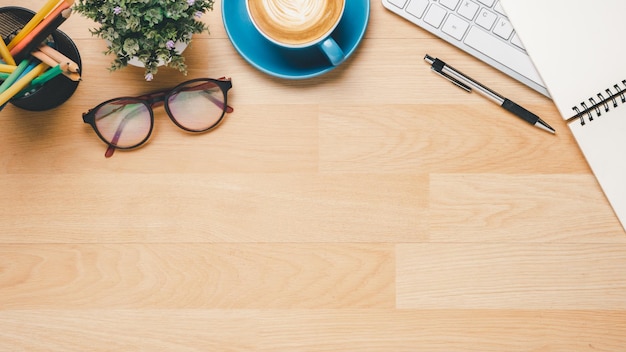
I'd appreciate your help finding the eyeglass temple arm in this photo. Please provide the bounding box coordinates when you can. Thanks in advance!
[175,81,234,112]
[85,104,125,123]
[200,90,234,113]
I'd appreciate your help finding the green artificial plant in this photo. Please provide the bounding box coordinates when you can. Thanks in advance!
[74,0,214,80]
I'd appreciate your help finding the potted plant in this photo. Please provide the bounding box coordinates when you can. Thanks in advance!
[74,0,214,81]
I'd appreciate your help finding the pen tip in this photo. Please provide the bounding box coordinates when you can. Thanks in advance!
[536,118,556,134]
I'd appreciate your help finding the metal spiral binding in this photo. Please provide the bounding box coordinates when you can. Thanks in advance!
[572,80,626,125]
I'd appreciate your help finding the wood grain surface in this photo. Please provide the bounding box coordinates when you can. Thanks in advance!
[1,0,625,351]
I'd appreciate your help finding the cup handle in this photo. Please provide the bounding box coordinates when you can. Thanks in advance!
[318,37,345,66]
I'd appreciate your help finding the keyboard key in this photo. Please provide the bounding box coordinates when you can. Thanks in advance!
[457,0,480,20]
[388,0,408,8]
[406,0,429,18]
[476,0,495,7]
[423,4,447,28]
[442,13,469,40]
[464,26,543,85]
[439,0,460,10]
[475,8,497,30]
[511,33,525,50]
[494,1,506,15]
[493,17,513,40]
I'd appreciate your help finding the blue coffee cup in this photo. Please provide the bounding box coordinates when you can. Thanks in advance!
[245,0,347,66]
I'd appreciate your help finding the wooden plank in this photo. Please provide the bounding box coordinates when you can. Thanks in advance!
[0,310,624,351]
[0,244,395,309]
[397,243,626,309]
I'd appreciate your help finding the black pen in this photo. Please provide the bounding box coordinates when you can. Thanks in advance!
[424,54,555,134]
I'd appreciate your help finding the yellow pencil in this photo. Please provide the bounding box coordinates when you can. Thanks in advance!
[64,72,81,82]
[0,38,16,66]
[0,62,48,106]
[10,6,72,62]
[0,64,17,73]
[7,0,63,50]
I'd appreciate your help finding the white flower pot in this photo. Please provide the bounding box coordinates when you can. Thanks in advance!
[127,40,189,67]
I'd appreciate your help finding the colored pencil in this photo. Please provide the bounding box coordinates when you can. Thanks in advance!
[7,0,63,50]
[0,59,31,95]
[0,64,17,73]
[63,72,81,82]
[0,38,16,66]
[0,62,48,106]
[13,62,67,99]
[30,62,66,87]
[0,61,38,109]
[30,50,59,67]
[30,50,80,81]
[37,43,79,73]
[10,7,72,62]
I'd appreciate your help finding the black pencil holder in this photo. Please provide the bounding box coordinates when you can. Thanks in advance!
[0,6,81,111]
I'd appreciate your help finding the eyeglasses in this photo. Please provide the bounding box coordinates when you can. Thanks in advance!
[82,77,233,158]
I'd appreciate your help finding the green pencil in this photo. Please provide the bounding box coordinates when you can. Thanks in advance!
[15,63,68,99]
[30,64,63,87]
[0,59,30,95]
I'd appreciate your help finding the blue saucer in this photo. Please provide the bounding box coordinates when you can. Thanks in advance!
[222,0,370,79]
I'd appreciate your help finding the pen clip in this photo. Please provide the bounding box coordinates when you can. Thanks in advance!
[430,67,472,93]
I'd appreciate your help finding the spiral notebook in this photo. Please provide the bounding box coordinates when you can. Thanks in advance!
[499,0,626,230]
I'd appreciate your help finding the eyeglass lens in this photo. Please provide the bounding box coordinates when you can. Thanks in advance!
[94,101,151,149]
[168,80,227,132]
[93,79,227,149]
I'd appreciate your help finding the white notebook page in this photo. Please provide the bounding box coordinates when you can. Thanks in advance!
[500,0,626,229]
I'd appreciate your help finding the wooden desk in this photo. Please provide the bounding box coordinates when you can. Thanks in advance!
[1,0,625,350]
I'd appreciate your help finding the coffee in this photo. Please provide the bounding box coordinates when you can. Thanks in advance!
[247,0,345,47]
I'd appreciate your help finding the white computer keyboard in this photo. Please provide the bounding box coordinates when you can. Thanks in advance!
[383,0,550,97]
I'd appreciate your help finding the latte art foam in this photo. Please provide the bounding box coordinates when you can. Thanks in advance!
[248,0,345,46]
[265,0,324,27]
